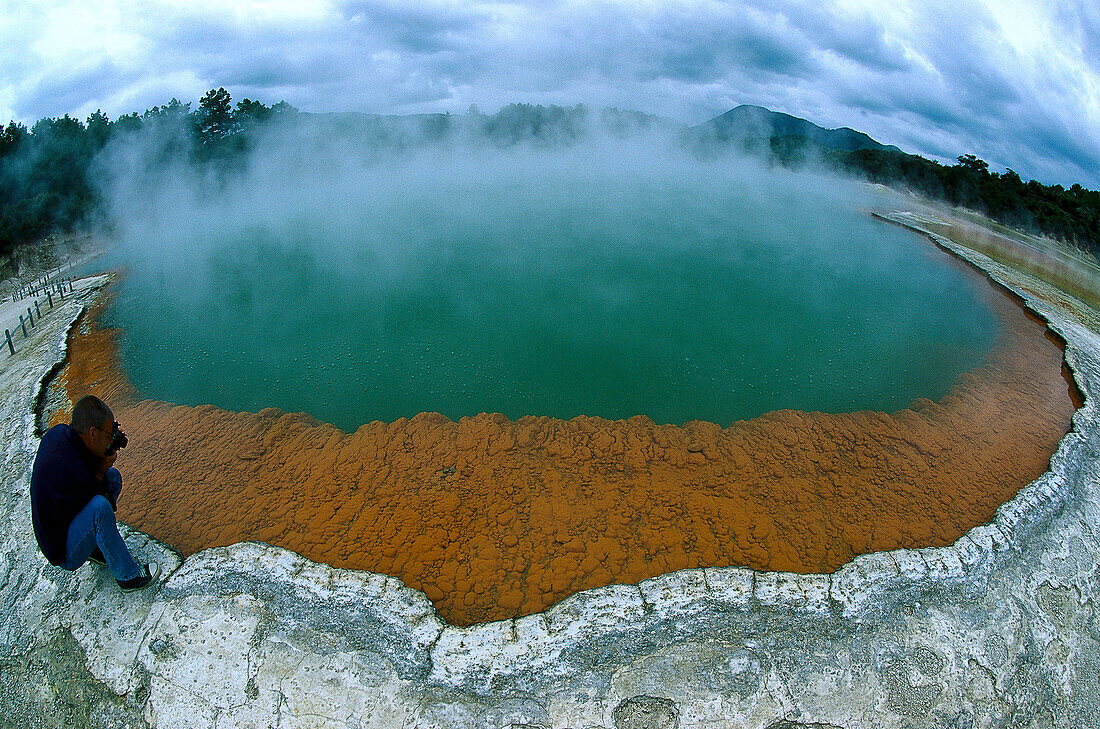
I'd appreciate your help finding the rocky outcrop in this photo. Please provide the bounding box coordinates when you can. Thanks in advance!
[1,218,1099,727]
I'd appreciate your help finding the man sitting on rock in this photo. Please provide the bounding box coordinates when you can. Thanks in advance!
[30,395,159,591]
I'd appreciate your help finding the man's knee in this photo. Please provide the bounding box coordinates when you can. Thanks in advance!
[87,495,116,523]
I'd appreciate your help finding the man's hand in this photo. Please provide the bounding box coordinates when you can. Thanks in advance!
[97,451,118,479]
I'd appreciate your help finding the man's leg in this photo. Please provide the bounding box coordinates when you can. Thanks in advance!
[61,495,142,582]
[106,466,122,505]
[84,468,124,564]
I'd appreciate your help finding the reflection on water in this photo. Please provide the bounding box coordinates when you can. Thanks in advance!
[106,164,999,430]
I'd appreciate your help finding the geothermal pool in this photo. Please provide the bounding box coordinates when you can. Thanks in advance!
[105,156,999,429]
[69,152,1077,626]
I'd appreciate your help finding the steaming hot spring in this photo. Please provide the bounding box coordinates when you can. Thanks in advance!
[60,142,1078,625]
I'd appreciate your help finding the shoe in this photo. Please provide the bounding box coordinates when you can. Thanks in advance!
[117,563,160,592]
[87,548,106,566]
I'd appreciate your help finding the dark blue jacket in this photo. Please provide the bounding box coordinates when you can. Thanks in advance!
[30,424,114,566]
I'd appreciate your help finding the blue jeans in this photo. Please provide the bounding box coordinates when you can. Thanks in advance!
[60,468,142,582]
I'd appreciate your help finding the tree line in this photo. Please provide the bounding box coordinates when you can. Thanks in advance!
[1,90,1097,261]
[0,89,296,259]
[828,148,1100,256]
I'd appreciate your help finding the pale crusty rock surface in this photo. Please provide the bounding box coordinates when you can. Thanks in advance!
[1,218,1098,729]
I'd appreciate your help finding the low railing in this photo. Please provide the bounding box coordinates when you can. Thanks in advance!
[4,272,77,356]
[7,261,78,303]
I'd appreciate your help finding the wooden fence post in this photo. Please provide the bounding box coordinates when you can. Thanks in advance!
[47,291,53,308]
[4,329,13,355]
[34,300,41,319]
[19,314,27,337]
[26,307,34,327]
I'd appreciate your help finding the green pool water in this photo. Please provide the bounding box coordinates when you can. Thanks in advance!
[106,152,1001,430]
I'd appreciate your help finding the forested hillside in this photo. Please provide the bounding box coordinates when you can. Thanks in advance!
[0,89,296,259]
[831,149,1100,255]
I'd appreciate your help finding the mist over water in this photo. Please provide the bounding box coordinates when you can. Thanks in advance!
[97,128,1000,430]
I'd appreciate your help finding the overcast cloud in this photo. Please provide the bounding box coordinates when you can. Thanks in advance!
[1,0,1097,188]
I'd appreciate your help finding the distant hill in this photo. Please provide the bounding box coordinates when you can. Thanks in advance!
[694,104,902,154]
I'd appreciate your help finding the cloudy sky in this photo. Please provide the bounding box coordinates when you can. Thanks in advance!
[2,0,1098,188]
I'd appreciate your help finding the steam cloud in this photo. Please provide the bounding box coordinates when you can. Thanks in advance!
[87,115,999,427]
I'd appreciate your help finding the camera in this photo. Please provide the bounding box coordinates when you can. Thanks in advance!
[105,421,128,456]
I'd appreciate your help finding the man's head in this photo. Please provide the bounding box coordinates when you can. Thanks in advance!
[72,395,114,457]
